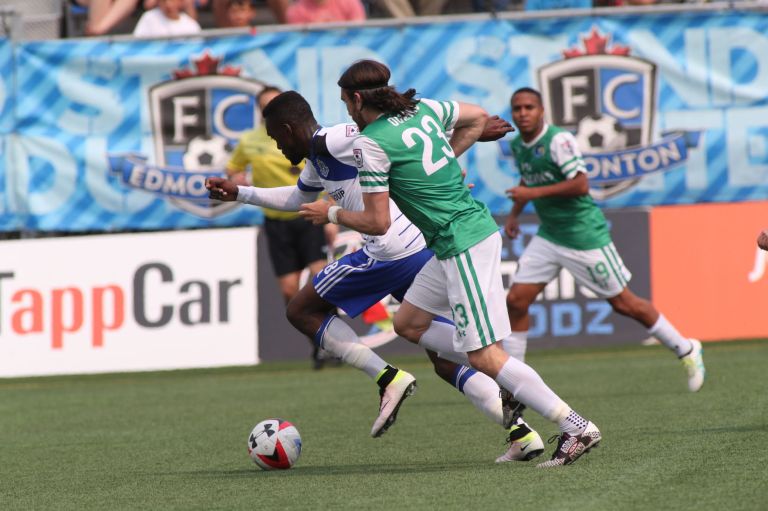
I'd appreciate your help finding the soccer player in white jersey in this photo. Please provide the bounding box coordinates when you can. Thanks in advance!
[504,87,705,394]
[300,60,601,467]
[206,92,541,457]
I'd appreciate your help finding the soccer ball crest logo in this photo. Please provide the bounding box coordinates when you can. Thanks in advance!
[575,114,628,153]
[182,134,233,171]
[247,419,302,470]
[538,27,657,199]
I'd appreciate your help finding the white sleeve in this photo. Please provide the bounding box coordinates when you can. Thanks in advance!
[325,124,359,166]
[297,160,324,192]
[353,136,391,194]
[420,98,460,132]
[132,14,151,37]
[236,185,318,210]
[550,131,586,179]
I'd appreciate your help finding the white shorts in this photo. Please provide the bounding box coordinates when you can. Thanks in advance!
[404,232,511,353]
[514,235,632,299]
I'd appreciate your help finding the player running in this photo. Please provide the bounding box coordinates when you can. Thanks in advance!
[503,87,705,396]
[206,91,544,461]
[300,60,601,467]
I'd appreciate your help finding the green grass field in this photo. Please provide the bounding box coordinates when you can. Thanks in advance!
[2,340,767,510]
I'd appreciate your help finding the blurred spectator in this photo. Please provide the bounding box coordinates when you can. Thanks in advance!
[133,0,202,37]
[224,0,258,26]
[73,0,139,35]
[471,0,512,11]
[73,0,199,36]
[376,0,447,17]
[285,0,366,24]
[212,0,288,27]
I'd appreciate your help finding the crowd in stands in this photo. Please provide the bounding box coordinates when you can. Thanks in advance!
[50,0,692,39]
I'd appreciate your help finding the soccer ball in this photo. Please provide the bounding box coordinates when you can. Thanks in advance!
[247,419,302,470]
[182,134,232,170]
[575,114,628,153]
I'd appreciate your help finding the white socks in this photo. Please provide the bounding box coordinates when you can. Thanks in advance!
[418,320,470,365]
[559,410,589,436]
[648,314,693,358]
[502,331,527,362]
[494,355,570,425]
[318,316,387,379]
[452,366,503,425]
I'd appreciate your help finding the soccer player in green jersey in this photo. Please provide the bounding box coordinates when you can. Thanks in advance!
[504,87,706,393]
[301,60,602,467]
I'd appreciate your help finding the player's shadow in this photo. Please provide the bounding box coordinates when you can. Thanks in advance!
[187,460,517,479]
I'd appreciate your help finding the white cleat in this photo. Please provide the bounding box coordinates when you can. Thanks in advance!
[495,421,545,463]
[680,339,705,392]
[371,370,417,438]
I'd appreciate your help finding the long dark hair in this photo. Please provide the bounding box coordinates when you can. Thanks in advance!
[337,60,419,117]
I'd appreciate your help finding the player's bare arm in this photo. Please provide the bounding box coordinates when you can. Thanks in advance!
[478,115,515,142]
[206,177,239,201]
[301,192,391,235]
[758,229,768,251]
[507,172,589,202]
[504,193,527,239]
[449,102,489,157]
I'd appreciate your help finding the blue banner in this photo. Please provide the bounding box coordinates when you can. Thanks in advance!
[1,10,768,231]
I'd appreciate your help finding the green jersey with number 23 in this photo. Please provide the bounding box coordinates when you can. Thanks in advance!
[353,98,498,260]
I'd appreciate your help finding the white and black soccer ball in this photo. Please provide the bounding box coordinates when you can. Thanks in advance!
[247,418,302,470]
[575,114,628,153]
[182,134,232,170]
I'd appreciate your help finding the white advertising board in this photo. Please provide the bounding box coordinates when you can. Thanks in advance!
[0,228,258,377]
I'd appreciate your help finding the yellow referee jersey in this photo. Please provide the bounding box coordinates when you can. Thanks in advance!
[227,125,304,221]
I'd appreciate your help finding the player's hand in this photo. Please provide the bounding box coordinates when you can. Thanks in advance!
[758,229,768,251]
[505,185,537,202]
[505,215,521,239]
[478,115,514,142]
[299,199,331,225]
[206,177,238,201]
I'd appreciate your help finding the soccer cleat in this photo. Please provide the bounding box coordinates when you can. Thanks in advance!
[680,339,705,392]
[495,421,545,463]
[500,388,527,429]
[536,421,601,468]
[371,370,417,438]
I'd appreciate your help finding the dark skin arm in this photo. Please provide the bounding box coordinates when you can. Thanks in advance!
[478,115,514,142]
[758,229,768,251]
[503,173,589,239]
[205,177,238,201]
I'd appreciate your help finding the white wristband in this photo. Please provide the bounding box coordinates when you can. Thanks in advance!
[327,205,342,225]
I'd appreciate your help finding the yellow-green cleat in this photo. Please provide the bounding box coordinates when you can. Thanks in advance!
[371,370,417,438]
[495,421,545,462]
[681,339,705,392]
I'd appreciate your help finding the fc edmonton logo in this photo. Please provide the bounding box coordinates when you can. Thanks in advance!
[110,52,266,218]
[538,28,698,199]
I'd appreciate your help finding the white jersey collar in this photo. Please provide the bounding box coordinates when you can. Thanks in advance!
[521,123,549,148]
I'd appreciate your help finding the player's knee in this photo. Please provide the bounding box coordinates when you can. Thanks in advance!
[285,299,303,329]
[506,291,529,315]
[393,315,420,344]
[466,351,492,375]
[609,296,635,317]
